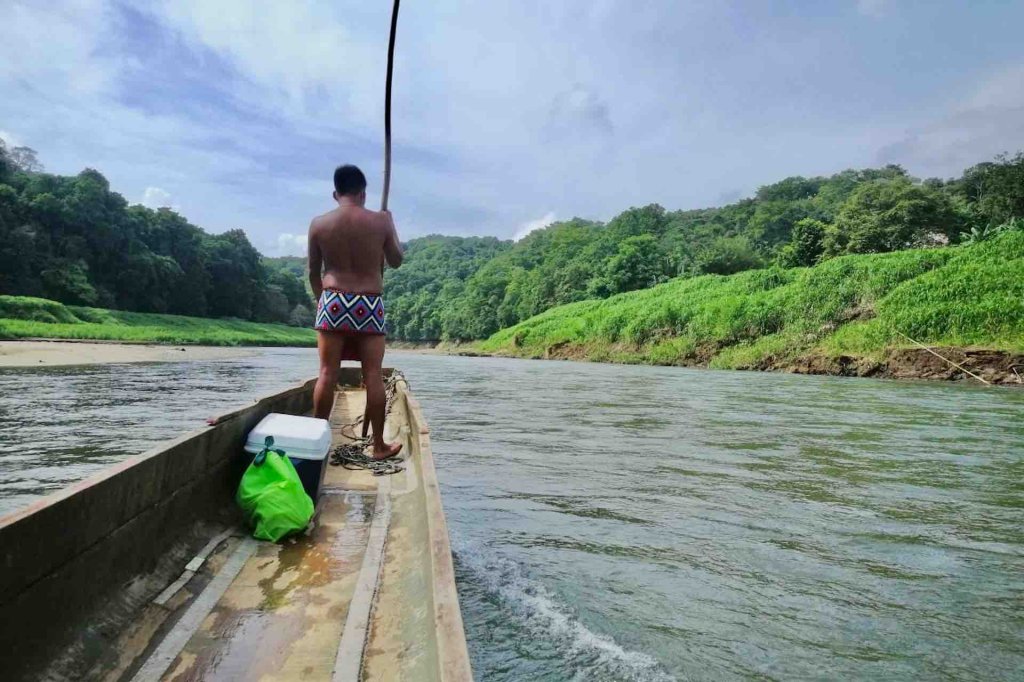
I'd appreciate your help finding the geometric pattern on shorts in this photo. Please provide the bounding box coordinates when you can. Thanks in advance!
[314,290,386,334]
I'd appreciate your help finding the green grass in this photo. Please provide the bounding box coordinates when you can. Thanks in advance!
[0,296,316,347]
[477,231,1024,367]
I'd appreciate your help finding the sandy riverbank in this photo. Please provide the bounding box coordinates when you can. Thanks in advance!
[0,341,255,368]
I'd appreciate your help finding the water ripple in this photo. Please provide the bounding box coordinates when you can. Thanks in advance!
[2,351,1022,680]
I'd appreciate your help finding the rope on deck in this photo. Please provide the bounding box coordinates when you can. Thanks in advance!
[330,370,407,475]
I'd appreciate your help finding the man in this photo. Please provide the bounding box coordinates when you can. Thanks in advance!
[308,164,404,460]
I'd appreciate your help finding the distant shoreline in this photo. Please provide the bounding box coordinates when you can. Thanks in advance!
[0,340,256,368]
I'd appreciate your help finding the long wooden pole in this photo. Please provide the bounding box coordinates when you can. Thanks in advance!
[381,0,400,211]
[366,0,401,441]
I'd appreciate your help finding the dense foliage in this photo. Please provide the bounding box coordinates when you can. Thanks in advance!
[3,137,1021,345]
[0,295,315,346]
[382,235,510,340]
[478,228,1024,367]
[387,154,1024,341]
[0,141,311,325]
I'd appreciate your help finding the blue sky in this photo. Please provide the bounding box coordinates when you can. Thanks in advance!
[2,1,1023,255]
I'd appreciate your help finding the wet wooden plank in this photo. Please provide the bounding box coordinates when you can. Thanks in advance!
[161,493,374,682]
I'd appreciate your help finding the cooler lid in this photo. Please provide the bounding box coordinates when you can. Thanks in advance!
[244,413,331,460]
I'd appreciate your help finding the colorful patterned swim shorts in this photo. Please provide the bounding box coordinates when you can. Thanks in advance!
[314,290,386,334]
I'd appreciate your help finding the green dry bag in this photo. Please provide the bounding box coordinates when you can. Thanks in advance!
[236,436,314,542]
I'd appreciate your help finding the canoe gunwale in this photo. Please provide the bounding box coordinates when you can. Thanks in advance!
[401,386,474,680]
[0,377,317,681]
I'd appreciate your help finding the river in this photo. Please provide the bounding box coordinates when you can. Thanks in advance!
[1,350,1022,680]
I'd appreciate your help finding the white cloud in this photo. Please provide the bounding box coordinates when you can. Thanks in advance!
[272,232,308,257]
[514,212,556,241]
[0,0,116,96]
[140,186,173,208]
[856,0,890,18]
[0,129,23,148]
[152,1,382,130]
[876,62,1024,177]
[3,0,1023,248]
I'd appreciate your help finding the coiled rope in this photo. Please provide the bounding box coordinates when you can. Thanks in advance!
[330,370,408,475]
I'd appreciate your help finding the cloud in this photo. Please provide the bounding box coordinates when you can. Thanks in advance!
[546,85,613,139]
[0,129,23,148]
[876,62,1024,177]
[272,232,307,257]
[151,0,382,130]
[140,186,172,208]
[856,0,890,18]
[3,0,1023,248]
[514,212,556,241]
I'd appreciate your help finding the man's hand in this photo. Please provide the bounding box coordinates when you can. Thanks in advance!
[382,210,403,269]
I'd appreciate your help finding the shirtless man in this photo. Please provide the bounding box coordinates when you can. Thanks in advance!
[308,164,404,460]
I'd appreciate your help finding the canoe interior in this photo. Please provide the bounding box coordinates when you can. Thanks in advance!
[0,367,471,681]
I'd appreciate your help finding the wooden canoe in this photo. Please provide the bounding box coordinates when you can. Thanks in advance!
[0,368,472,681]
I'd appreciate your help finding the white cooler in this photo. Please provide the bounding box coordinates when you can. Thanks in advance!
[244,413,332,502]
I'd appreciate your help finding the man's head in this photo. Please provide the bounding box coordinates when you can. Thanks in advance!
[333,164,367,205]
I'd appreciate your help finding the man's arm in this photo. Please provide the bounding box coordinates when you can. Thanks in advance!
[307,221,323,300]
[382,210,403,269]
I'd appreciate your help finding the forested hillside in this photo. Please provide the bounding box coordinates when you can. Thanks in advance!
[3,135,1021,345]
[477,228,1024,383]
[0,142,310,325]
[386,153,1024,342]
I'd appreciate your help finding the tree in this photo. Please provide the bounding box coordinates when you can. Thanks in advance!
[255,285,291,324]
[603,235,668,293]
[605,204,669,240]
[956,153,1024,226]
[40,259,98,305]
[203,230,264,319]
[0,224,42,296]
[696,236,764,275]
[748,199,815,248]
[778,218,827,267]
[9,145,43,173]
[270,270,309,308]
[823,178,964,256]
[755,176,823,203]
[289,303,313,327]
[0,141,13,181]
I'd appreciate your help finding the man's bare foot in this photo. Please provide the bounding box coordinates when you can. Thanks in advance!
[372,441,403,460]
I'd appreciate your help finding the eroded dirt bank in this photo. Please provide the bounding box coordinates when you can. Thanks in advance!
[458,342,1024,386]
[780,347,1024,385]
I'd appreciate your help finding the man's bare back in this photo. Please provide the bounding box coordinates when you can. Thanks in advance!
[309,164,403,460]
[308,205,402,297]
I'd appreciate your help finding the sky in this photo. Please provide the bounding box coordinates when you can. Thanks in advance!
[2,1,1023,256]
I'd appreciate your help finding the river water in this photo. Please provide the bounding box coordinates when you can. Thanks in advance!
[1,350,1022,680]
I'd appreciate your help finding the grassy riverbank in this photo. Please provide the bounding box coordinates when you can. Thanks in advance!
[0,296,316,347]
[476,231,1024,383]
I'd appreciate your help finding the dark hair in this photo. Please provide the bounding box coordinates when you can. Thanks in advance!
[333,164,367,196]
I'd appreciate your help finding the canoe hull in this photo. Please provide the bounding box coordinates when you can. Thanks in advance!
[0,368,471,681]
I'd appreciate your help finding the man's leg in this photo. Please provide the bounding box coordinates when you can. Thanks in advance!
[357,334,402,460]
[313,331,344,419]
